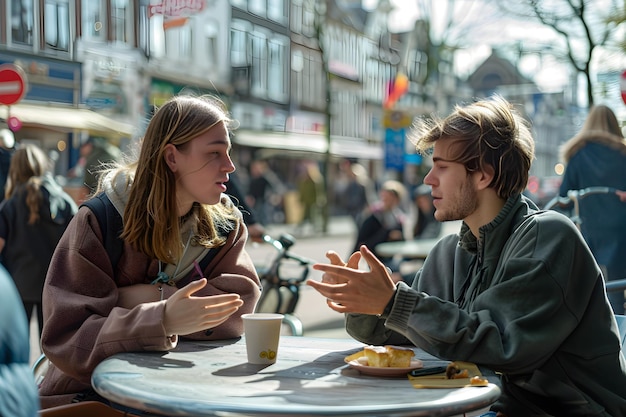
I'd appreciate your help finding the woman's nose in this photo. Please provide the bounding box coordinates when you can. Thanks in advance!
[224,156,236,173]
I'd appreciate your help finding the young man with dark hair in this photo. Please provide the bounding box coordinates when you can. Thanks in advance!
[308,96,626,416]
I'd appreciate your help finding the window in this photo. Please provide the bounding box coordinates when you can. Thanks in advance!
[111,0,130,44]
[81,0,106,41]
[230,21,250,67]
[11,0,34,46]
[250,30,268,96]
[165,24,192,61]
[45,0,70,51]
[268,0,287,24]
[302,1,315,37]
[148,14,165,58]
[291,0,302,32]
[204,20,219,67]
[268,36,287,101]
[230,21,288,103]
[249,0,266,18]
[138,0,150,55]
[292,48,323,109]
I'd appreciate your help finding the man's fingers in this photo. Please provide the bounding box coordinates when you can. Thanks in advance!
[307,278,338,290]
[347,251,361,269]
[359,245,389,274]
[326,299,349,313]
[325,251,345,265]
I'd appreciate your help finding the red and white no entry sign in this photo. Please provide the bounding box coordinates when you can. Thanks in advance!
[0,64,27,106]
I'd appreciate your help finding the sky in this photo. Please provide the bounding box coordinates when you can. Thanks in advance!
[361,0,626,113]
[361,0,572,92]
[362,0,419,33]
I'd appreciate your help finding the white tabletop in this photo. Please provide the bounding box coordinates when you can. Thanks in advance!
[376,239,440,260]
[92,336,500,417]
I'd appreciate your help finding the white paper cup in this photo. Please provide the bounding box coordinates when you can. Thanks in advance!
[242,313,284,364]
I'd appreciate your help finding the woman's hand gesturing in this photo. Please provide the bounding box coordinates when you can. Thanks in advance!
[163,278,243,336]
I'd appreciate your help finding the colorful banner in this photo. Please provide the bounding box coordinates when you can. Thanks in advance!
[148,0,207,30]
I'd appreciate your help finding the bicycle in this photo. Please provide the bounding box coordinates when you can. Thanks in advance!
[254,233,314,336]
[543,186,626,295]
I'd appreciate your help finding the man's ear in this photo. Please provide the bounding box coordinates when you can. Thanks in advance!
[475,164,495,191]
[163,143,178,172]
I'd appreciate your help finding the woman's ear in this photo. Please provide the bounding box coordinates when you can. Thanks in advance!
[163,144,178,172]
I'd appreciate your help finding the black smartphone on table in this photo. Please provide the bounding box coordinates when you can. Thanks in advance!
[408,365,448,377]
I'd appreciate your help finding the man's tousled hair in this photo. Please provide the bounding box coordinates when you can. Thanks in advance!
[410,95,535,199]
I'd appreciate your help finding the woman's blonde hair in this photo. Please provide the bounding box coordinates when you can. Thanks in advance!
[5,144,49,224]
[121,95,238,262]
[411,95,535,199]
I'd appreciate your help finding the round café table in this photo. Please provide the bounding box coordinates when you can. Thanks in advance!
[92,336,500,417]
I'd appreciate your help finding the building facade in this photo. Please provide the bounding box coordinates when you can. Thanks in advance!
[0,0,471,214]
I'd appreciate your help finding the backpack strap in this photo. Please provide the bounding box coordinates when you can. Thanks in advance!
[194,222,234,272]
[81,194,235,278]
[80,193,124,270]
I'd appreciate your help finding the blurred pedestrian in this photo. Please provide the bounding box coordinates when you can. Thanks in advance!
[342,163,375,226]
[559,104,626,314]
[352,179,407,271]
[0,144,77,340]
[0,128,16,203]
[297,163,325,234]
[246,160,272,225]
[411,184,441,239]
[81,136,122,196]
[39,95,260,410]
[227,171,266,243]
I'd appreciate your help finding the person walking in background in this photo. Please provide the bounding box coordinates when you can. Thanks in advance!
[38,95,260,410]
[245,160,272,225]
[307,96,626,416]
[559,104,626,314]
[411,184,441,239]
[80,136,122,196]
[352,179,407,271]
[297,162,325,235]
[0,128,16,204]
[342,162,375,227]
[227,171,266,243]
[0,144,77,341]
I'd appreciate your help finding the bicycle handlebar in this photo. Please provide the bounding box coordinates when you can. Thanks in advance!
[543,186,620,210]
[261,233,315,266]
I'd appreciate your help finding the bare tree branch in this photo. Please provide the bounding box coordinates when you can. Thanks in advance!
[492,0,623,106]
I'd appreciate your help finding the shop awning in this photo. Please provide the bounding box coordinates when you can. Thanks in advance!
[0,103,136,136]
[233,131,383,160]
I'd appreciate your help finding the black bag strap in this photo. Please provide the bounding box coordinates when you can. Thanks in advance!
[80,193,124,270]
